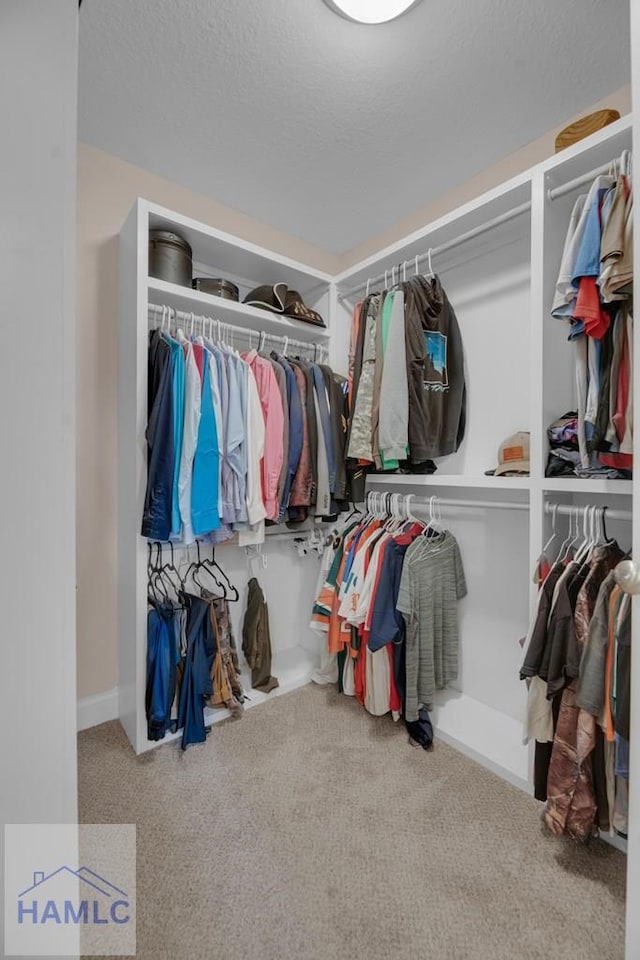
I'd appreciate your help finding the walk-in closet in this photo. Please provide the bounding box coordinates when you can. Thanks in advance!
[5,2,640,959]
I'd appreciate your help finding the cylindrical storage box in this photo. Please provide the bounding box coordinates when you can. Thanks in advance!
[149,230,193,286]
[191,278,239,301]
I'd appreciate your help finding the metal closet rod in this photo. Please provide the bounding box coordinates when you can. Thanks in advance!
[337,201,532,302]
[545,501,632,523]
[147,302,328,357]
[369,493,529,513]
[547,149,631,202]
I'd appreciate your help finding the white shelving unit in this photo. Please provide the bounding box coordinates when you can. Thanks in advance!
[118,199,333,755]
[334,115,635,804]
[119,120,636,852]
[117,110,639,954]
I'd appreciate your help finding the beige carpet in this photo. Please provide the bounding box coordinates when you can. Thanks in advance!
[78,685,626,960]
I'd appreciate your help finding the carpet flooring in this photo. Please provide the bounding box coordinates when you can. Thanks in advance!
[78,684,627,960]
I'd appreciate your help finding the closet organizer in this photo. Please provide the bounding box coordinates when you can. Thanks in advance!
[119,116,638,923]
[119,200,334,754]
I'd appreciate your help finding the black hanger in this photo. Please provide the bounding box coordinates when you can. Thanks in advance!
[152,542,173,603]
[161,541,186,599]
[147,542,165,605]
[182,540,205,589]
[205,549,239,602]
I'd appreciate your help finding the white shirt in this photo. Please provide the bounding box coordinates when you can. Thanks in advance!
[237,365,266,546]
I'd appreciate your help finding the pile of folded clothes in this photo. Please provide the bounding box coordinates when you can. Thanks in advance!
[546,411,632,479]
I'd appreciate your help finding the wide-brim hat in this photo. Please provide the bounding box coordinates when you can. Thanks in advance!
[244,283,326,328]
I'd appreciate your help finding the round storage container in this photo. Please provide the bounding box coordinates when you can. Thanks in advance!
[149,230,193,287]
[192,278,239,301]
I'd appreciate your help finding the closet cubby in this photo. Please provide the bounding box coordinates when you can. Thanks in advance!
[539,120,633,495]
[146,201,332,340]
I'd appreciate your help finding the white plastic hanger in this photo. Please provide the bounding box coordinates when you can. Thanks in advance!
[556,508,575,563]
[541,503,559,561]
[574,505,593,564]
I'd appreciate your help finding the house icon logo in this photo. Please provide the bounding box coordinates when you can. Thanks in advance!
[17,866,131,926]
[5,822,136,956]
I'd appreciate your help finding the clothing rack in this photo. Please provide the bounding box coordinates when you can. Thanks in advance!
[544,501,632,523]
[148,302,329,362]
[337,201,531,302]
[547,149,632,201]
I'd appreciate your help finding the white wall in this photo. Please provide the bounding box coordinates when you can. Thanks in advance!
[0,0,78,841]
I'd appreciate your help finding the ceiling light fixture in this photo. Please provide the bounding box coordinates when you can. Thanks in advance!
[323,0,422,24]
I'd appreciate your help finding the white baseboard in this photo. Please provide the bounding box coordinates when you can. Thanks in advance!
[432,690,532,795]
[77,687,119,732]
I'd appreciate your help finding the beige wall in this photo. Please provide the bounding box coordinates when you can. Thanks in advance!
[77,85,631,702]
[76,144,339,699]
[339,85,631,269]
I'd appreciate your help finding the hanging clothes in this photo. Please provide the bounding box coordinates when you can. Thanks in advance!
[142,312,348,541]
[177,594,216,750]
[344,274,466,487]
[242,577,279,693]
[146,598,179,741]
[520,526,630,840]
[397,529,467,722]
[142,330,175,541]
[549,164,633,479]
[311,504,466,732]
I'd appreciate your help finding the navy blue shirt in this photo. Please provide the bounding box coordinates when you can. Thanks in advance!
[368,540,412,652]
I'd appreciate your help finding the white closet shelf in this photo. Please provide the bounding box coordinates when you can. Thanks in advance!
[542,477,632,495]
[147,278,331,342]
[366,474,531,491]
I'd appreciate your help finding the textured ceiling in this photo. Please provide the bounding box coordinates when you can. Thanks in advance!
[78,0,630,256]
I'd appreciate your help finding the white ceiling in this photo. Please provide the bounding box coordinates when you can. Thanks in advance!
[78,0,630,256]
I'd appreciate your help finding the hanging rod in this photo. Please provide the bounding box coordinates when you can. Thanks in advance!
[368,492,529,513]
[337,201,531,302]
[547,150,631,202]
[544,501,631,523]
[148,302,328,358]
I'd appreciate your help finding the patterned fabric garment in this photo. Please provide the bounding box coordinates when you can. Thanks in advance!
[288,363,313,510]
[544,543,623,839]
[208,596,244,719]
[347,295,379,462]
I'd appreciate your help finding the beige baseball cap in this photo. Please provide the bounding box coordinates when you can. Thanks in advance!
[485,431,530,476]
